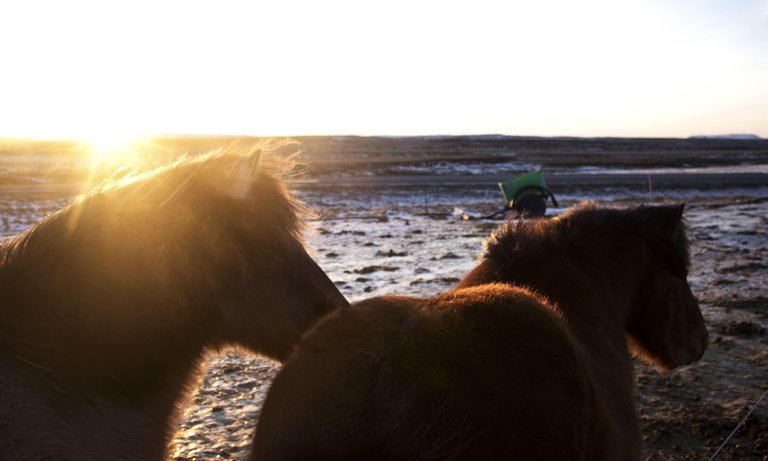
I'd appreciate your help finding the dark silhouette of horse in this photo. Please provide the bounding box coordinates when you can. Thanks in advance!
[0,148,348,460]
[251,202,708,461]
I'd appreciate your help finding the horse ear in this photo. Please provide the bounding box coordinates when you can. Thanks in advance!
[224,149,263,199]
[250,149,263,178]
[653,204,684,238]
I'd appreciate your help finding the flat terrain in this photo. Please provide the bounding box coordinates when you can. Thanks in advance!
[1,135,766,460]
[309,171,768,188]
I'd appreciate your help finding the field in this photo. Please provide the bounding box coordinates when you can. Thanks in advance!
[1,135,767,460]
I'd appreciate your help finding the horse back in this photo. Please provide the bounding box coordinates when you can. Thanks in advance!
[252,284,614,460]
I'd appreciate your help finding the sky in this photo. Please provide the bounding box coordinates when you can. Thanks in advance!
[1,0,766,141]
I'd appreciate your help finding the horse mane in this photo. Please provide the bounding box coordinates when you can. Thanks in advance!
[481,201,690,276]
[1,140,309,269]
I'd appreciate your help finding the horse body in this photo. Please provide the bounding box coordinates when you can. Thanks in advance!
[251,202,707,460]
[458,252,640,457]
[0,148,347,460]
[252,285,614,461]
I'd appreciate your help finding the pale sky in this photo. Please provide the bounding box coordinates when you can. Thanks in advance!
[1,0,766,141]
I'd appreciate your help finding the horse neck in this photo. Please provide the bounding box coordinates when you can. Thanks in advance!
[459,250,646,396]
[1,260,212,440]
[0,350,203,460]
[464,254,638,328]
[459,250,643,453]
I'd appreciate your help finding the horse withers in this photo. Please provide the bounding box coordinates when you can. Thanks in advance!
[0,147,348,460]
[251,202,707,460]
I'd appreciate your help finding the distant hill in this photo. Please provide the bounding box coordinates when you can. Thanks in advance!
[689,134,763,140]
[1,134,768,186]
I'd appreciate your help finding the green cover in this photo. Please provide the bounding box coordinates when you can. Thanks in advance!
[498,171,550,207]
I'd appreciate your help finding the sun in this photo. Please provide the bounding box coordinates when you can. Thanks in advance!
[76,130,160,180]
[82,130,144,165]
[73,130,152,192]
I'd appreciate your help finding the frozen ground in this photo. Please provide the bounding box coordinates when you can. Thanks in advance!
[3,178,765,460]
[175,185,768,461]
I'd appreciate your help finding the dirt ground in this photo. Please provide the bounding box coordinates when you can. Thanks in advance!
[633,196,768,461]
[168,192,768,461]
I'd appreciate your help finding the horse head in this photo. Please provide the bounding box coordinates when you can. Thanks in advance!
[164,148,350,361]
[624,204,708,371]
[458,202,708,373]
[2,146,347,370]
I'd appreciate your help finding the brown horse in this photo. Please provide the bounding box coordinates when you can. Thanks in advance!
[251,202,708,460]
[0,148,348,460]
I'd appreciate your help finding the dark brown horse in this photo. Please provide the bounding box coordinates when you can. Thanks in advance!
[0,148,348,460]
[251,202,708,460]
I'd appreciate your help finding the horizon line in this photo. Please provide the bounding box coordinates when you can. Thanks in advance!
[0,132,764,143]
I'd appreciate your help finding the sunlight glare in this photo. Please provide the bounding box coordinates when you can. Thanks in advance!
[82,130,145,167]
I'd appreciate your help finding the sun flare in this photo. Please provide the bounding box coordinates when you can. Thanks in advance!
[81,131,145,167]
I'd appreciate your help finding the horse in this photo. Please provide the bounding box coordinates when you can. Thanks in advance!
[0,147,348,460]
[250,202,708,460]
